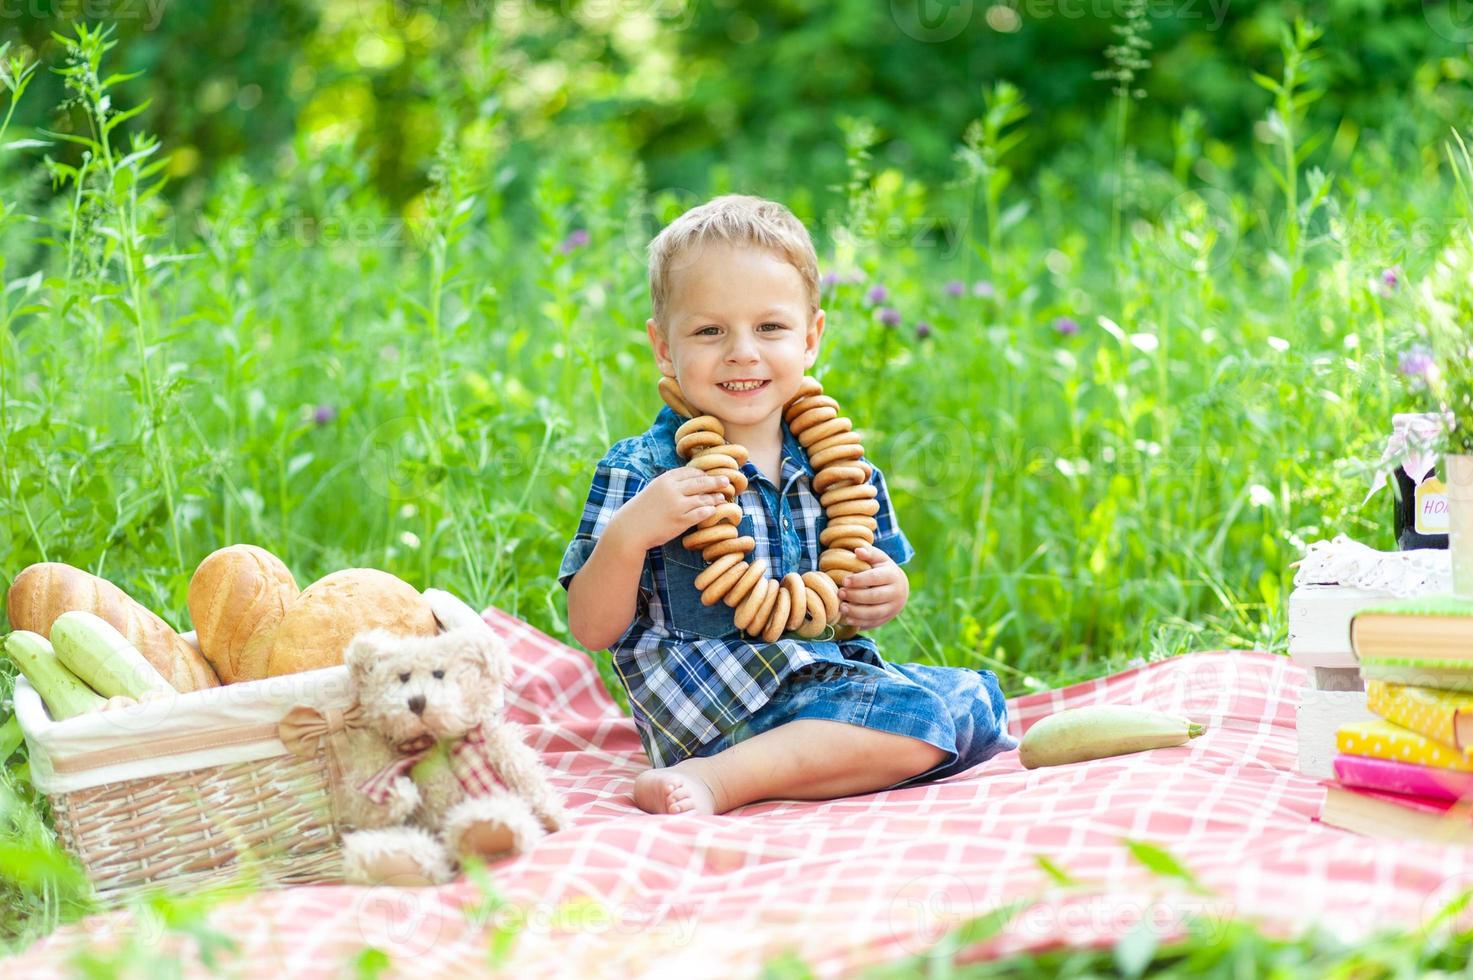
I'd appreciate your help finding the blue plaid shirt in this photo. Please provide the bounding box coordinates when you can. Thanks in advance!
[558,405,915,768]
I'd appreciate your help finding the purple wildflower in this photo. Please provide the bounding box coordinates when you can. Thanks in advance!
[821,270,841,291]
[559,228,590,254]
[865,284,889,305]
[972,280,995,299]
[1381,266,1401,290]
[914,320,933,339]
[877,306,901,327]
[944,280,965,298]
[1399,345,1435,380]
[1052,316,1080,336]
[313,405,338,426]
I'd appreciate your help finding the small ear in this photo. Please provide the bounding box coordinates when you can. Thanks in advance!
[344,630,386,678]
[458,627,508,686]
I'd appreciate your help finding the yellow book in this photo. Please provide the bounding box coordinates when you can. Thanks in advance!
[1365,679,1473,759]
[1335,718,1473,773]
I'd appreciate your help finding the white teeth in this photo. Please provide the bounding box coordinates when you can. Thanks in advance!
[720,381,766,391]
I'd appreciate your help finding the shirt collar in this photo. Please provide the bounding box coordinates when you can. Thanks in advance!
[649,405,815,482]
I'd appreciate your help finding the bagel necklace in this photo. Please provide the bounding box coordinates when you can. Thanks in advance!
[657,374,878,644]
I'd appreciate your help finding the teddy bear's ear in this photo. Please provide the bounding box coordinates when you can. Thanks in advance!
[344,630,386,679]
[458,626,509,687]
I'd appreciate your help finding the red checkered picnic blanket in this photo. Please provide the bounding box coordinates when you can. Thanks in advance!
[9,607,1472,977]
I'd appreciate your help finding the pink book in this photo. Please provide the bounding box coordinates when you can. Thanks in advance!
[1332,754,1473,803]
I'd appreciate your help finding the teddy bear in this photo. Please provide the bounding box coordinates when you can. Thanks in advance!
[337,622,573,886]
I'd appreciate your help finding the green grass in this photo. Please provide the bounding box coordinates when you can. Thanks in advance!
[2,22,1471,976]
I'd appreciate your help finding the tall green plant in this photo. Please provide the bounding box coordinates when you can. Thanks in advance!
[954,80,1029,282]
[1252,19,1329,316]
[1095,0,1152,270]
[42,24,186,572]
[0,43,42,567]
[831,114,880,275]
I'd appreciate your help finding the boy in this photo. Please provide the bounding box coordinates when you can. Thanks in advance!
[559,195,1017,815]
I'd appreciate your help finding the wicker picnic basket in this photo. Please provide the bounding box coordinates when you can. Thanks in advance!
[12,588,479,901]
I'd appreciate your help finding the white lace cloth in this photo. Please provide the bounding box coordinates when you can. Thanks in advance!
[1291,534,1450,596]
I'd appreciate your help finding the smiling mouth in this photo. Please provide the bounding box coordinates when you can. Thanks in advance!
[718,380,770,392]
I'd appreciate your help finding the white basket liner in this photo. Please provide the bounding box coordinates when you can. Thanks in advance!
[15,665,355,795]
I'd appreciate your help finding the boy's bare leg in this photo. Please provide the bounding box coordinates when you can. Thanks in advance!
[633,719,947,815]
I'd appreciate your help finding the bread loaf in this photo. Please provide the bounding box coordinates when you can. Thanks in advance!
[6,562,220,693]
[188,544,300,684]
[266,568,437,676]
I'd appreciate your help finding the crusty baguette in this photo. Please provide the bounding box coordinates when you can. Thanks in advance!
[188,544,299,684]
[6,562,220,692]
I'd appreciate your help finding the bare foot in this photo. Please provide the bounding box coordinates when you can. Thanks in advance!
[633,763,719,815]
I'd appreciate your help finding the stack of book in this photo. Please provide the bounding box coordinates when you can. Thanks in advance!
[1316,595,1473,843]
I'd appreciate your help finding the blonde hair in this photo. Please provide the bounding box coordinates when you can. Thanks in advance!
[647,194,820,331]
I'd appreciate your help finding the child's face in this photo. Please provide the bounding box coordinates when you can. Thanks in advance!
[646,240,825,447]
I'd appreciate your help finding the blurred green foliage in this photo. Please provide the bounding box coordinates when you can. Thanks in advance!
[5,0,1471,215]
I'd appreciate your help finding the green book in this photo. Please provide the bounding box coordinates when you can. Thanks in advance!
[1358,655,1473,692]
[1350,594,1473,662]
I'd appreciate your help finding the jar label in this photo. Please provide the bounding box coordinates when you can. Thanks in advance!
[1415,477,1449,534]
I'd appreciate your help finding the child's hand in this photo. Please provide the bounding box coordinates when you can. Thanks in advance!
[613,467,734,553]
[837,546,909,630]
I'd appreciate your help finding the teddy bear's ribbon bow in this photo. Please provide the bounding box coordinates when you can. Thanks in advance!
[278,704,365,757]
[358,724,505,804]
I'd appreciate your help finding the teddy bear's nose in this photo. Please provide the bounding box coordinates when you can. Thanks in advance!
[407,694,426,715]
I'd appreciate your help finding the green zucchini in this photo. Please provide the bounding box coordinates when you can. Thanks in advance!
[50,610,174,700]
[3,630,106,720]
[1019,705,1206,769]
